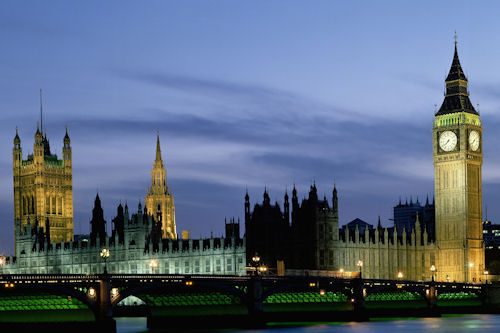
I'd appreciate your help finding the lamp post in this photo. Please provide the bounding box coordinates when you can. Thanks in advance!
[0,256,4,267]
[430,265,436,282]
[484,270,489,284]
[356,260,363,278]
[100,248,110,274]
[149,258,158,274]
[252,253,261,276]
[446,275,450,282]
[397,271,404,280]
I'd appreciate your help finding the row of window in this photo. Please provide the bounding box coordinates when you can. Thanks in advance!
[21,194,64,215]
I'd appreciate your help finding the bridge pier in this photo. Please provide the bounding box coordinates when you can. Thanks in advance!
[427,281,437,309]
[96,274,116,332]
[352,278,368,321]
[247,275,265,328]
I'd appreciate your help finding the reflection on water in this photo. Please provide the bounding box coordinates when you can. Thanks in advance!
[116,314,500,333]
[116,317,148,333]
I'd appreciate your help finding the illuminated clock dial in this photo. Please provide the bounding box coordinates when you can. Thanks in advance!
[469,130,480,151]
[439,131,457,152]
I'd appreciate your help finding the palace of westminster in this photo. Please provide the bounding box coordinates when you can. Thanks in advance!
[0,43,486,283]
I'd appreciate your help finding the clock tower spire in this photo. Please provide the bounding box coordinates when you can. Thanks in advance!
[433,41,484,282]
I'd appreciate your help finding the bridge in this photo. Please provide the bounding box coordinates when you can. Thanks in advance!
[0,273,498,332]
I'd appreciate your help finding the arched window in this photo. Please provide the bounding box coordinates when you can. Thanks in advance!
[46,194,50,214]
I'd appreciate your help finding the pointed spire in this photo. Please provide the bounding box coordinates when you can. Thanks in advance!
[436,36,477,116]
[14,126,20,144]
[446,39,467,82]
[40,88,43,133]
[155,130,162,161]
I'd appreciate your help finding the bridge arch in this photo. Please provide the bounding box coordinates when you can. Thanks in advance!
[0,282,99,320]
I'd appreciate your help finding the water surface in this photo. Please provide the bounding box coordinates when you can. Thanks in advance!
[116,314,500,333]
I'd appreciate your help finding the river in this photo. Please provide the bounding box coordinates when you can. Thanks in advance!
[115,314,500,332]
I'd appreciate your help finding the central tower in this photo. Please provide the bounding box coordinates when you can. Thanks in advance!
[13,123,73,250]
[433,43,484,282]
[145,133,177,239]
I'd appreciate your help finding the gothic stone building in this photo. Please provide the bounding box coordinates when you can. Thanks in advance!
[245,185,438,281]
[2,131,245,275]
[245,43,485,283]
[13,123,73,248]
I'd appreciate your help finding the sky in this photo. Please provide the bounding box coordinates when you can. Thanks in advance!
[2,1,500,255]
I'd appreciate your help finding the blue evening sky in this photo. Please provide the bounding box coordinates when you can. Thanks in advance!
[1,0,500,254]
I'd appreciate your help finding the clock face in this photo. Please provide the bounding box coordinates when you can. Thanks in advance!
[439,131,457,152]
[469,130,480,151]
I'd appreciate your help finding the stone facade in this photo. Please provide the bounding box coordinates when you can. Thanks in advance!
[433,44,485,283]
[245,44,485,283]
[245,185,437,281]
[145,133,176,239]
[0,202,245,275]
[2,133,245,275]
[12,123,73,248]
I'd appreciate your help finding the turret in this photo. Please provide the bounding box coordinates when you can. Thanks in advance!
[112,203,125,244]
[33,122,44,164]
[291,185,298,224]
[284,190,289,225]
[244,189,250,224]
[13,127,22,168]
[90,193,107,246]
[332,184,338,216]
[309,182,318,202]
[63,126,71,167]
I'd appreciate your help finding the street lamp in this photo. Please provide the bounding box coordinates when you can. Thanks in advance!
[446,275,450,282]
[0,256,4,267]
[149,258,158,274]
[484,270,489,284]
[251,253,261,276]
[100,247,110,274]
[397,271,404,280]
[430,265,436,281]
[469,262,474,283]
[356,260,363,278]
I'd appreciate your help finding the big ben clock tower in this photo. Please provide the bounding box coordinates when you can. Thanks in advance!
[433,41,484,283]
